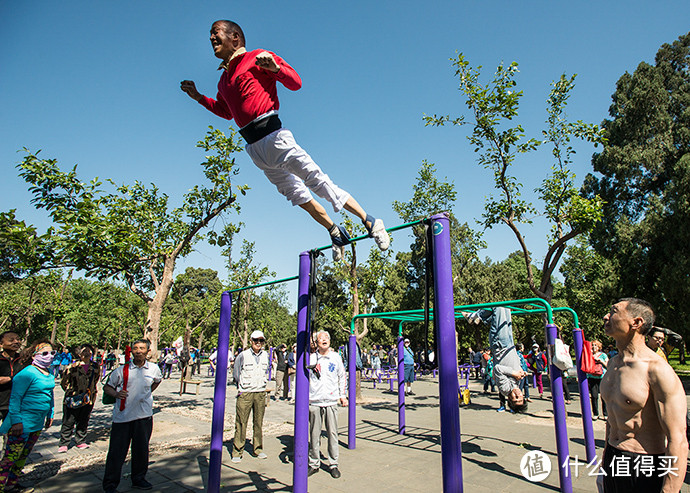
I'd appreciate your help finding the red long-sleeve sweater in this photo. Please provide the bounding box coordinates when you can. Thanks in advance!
[198,49,302,129]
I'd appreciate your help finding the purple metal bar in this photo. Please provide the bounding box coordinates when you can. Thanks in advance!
[347,334,356,449]
[293,252,311,493]
[546,323,573,493]
[430,213,463,492]
[208,291,232,493]
[397,335,405,435]
[268,347,274,380]
[573,328,595,462]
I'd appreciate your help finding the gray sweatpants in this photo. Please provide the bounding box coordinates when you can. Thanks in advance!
[309,404,339,469]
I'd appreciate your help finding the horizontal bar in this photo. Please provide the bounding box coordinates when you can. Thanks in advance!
[314,218,428,253]
[350,298,558,329]
[226,275,299,294]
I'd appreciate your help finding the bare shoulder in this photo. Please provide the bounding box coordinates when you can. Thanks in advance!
[648,356,684,396]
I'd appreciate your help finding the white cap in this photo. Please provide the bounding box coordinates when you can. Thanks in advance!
[532,343,539,349]
[404,338,410,343]
[250,330,265,340]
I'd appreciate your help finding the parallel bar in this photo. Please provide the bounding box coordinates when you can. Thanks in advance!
[208,291,232,493]
[430,213,463,492]
[573,328,596,462]
[314,218,427,253]
[397,334,405,435]
[348,334,357,448]
[227,275,298,294]
[547,323,572,493]
[292,253,311,493]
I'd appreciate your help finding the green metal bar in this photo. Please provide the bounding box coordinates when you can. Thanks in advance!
[226,275,299,294]
[314,218,427,253]
[349,298,556,326]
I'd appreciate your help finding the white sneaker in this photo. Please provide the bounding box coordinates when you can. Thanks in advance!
[332,244,345,262]
[257,452,268,459]
[231,456,242,463]
[369,219,390,251]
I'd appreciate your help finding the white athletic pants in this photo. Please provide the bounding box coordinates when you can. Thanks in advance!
[245,129,351,211]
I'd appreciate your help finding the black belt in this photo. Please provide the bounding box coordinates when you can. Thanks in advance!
[239,114,282,144]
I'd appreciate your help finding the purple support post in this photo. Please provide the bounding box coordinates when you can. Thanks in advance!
[268,347,274,380]
[546,323,573,493]
[208,291,232,493]
[573,328,595,462]
[430,214,463,492]
[348,334,357,449]
[397,335,405,435]
[293,252,311,493]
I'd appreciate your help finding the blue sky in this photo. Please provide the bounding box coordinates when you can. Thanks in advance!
[1,1,688,307]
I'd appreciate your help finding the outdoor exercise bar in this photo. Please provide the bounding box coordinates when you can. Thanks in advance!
[347,298,587,493]
[207,275,298,493]
[293,215,443,492]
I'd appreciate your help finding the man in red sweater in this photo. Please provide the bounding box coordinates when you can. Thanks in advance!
[181,20,389,261]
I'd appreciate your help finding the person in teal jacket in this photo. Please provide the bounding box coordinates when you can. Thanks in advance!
[0,341,55,491]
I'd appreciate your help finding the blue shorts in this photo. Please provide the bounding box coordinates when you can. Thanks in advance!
[404,365,415,383]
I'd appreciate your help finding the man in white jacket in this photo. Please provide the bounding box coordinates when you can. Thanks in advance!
[308,330,347,479]
[231,330,269,462]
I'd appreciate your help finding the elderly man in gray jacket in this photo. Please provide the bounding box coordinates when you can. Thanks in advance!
[231,330,270,462]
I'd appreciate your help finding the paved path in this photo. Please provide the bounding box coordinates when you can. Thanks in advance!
[21,368,690,492]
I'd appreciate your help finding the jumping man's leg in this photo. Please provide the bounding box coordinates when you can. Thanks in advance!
[299,200,334,229]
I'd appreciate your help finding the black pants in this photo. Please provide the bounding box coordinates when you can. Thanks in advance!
[60,403,94,446]
[588,378,607,416]
[602,445,664,492]
[102,417,153,491]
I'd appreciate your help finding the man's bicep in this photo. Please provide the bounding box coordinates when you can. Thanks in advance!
[652,365,687,439]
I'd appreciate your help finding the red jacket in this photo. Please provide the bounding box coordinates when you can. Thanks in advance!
[199,49,302,128]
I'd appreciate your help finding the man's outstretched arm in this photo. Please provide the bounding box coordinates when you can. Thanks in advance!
[180,80,233,120]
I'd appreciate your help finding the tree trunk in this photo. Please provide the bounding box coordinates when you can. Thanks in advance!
[143,256,176,358]
[63,320,71,347]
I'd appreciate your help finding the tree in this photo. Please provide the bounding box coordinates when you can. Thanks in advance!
[16,127,247,355]
[559,236,618,337]
[424,55,605,302]
[583,32,690,336]
[226,239,275,350]
[167,267,222,381]
[387,161,484,354]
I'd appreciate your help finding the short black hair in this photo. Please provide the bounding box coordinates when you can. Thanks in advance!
[648,327,666,338]
[0,331,19,343]
[508,400,529,413]
[132,339,151,350]
[619,298,655,335]
[80,343,95,353]
[213,20,245,45]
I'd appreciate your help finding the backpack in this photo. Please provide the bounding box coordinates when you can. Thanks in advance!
[533,351,546,372]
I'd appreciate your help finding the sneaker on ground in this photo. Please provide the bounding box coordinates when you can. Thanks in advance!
[57,446,68,453]
[256,452,268,459]
[231,456,242,463]
[497,406,506,412]
[367,218,390,251]
[76,443,89,449]
[329,466,341,479]
[308,467,319,476]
